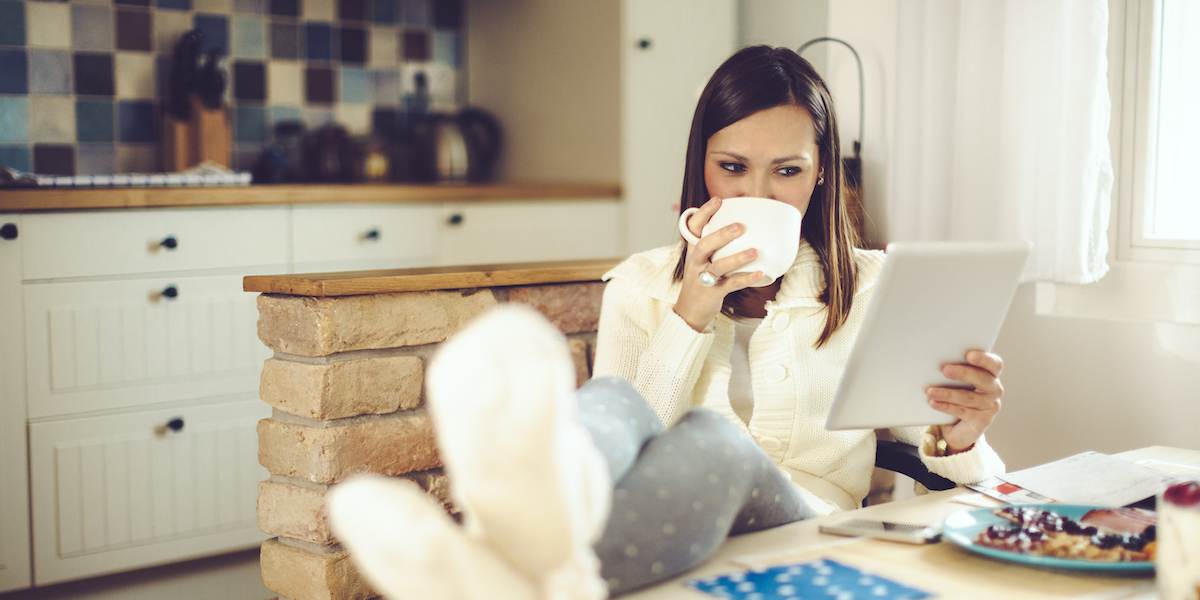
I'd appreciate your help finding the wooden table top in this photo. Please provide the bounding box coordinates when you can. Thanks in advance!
[243,258,624,296]
[627,446,1198,600]
[0,181,621,212]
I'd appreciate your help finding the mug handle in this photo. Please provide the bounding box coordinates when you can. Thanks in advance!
[678,207,701,244]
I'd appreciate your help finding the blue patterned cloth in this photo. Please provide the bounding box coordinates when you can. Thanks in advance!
[687,558,933,600]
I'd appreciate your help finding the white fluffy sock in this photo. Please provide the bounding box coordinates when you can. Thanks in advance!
[425,305,612,600]
[328,475,538,600]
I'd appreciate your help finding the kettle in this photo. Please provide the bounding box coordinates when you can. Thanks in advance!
[413,108,502,183]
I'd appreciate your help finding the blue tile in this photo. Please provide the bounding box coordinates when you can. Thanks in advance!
[72,5,114,51]
[119,100,156,142]
[77,100,115,142]
[30,50,70,94]
[235,105,267,142]
[0,0,26,46]
[232,16,266,58]
[270,105,301,124]
[432,29,458,67]
[305,23,333,60]
[340,67,367,103]
[371,0,396,24]
[157,0,192,10]
[194,14,230,56]
[0,98,29,142]
[0,145,32,172]
[0,48,28,94]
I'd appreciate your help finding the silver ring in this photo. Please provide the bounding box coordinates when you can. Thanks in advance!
[698,269,718,287]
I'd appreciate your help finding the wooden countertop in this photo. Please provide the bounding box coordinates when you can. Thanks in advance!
[244,258,623,296]
[0,182,621,212]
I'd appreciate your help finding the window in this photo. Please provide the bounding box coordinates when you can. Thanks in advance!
[1035,0,1200,324]
[1134,0,1200,252]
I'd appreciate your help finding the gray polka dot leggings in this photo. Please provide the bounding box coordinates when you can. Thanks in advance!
[576,377,814,596]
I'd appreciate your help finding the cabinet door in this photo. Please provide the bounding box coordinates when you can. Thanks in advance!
[292,203,441,273]
[0,216,31,593]
[22,207,288,280]
[28,398,270,585]
[622,0,735,254]
[438,199,622,266]
[24,274,270,419]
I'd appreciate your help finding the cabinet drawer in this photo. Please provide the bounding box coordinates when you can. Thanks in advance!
[292,204,440,273]
[24,273,269,419]
[22,207,288,280]
[29,399,269,585]
[439,199,622,266]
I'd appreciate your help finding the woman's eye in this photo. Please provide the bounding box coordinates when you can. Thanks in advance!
[777,166,802,177]
[720,162,745,174]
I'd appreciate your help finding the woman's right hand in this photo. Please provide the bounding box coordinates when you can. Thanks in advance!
[673,197,765,332]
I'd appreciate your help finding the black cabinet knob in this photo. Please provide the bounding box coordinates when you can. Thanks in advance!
[364,229,380,241]
[166,417,184,432]
[0,223,16,240]
[447,214,464,226]
[162,285,179,299]
[161,236,178,250]
[638,38,652,49]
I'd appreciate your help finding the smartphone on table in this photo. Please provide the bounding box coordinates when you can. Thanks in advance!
[818,519,942,545]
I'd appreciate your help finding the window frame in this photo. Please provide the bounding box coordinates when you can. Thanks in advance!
[1036,0,1200,325]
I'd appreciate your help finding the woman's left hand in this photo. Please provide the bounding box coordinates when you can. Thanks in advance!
[927,350,1003,454]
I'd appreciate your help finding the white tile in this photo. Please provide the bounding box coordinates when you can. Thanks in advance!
[334,104,371,136]
[370,26,399,68]
[27,3,72,49]
[268,61,303,105]
[305,0,335,22]
[116,53,158,99]
[30,96,75,143]
[156,11,194,53]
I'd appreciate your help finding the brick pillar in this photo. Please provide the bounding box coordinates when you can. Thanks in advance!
[252,282,604,600]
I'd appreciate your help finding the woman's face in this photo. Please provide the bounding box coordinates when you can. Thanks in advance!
[703,104,821,218]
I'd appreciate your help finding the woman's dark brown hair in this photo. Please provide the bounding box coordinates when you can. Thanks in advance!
[673,45,859,348]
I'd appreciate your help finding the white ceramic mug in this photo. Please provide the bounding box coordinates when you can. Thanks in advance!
[677,197,803,287]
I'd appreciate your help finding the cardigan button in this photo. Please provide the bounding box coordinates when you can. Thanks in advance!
[759,436,783,451]
[764,364,786,383]
[771,312,789,332]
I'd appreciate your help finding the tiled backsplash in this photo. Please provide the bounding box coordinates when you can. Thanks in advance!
[0,0,462,176]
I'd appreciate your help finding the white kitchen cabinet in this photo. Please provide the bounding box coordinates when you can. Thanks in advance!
[5,207,285,589]
[0,215,32,594]
[0,194,621,591]
[438,198,624,266]
[24,274,270,419]
[28,398,269,585]
[292,203,442,273]
[22,208,288,281]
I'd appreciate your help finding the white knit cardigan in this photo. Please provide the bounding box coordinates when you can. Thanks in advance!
[593,241,1005,513]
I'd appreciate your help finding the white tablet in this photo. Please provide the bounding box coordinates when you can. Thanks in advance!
[825,241,1031,431]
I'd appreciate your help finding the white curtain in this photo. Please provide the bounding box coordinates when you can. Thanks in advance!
[888,0,1113,284]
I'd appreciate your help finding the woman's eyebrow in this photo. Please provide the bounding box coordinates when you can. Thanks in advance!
[709,150,811,164]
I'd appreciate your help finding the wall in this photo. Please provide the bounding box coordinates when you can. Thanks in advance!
[464,0,619,184]
[0,0,463,176]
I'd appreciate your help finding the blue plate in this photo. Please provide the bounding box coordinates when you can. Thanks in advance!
[941,504,1155,573]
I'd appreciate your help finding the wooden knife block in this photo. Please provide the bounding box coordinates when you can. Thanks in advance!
[163,96,231,171]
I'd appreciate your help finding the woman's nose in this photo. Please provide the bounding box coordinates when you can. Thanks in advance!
[746,176,774,199]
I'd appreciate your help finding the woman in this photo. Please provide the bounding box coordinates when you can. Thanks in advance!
[327,45,1006,600]
[594,44,1005,517]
